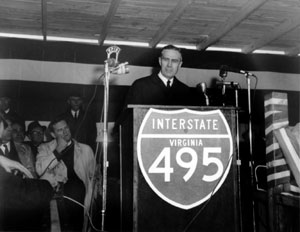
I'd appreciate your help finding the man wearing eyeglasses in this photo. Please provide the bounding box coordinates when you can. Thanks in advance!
[123,44,192,106]
[25,121,46,159]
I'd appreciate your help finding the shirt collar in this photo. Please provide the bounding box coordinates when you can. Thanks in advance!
[158,72,174,87]
[71,110,79,117]
[1,142,10,152]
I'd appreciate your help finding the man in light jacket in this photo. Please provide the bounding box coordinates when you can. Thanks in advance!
[36,116,96,232]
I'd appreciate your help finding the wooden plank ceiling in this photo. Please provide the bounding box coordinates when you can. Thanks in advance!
[0,0,299,56]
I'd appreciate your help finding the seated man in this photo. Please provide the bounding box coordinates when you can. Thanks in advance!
[0,117,20,163]
[36,116,96,231]
[25,120,46,160]
[0,112,54,231]
[11,120,36,177]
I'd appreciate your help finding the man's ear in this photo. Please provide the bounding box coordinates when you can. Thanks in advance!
[179,60,183,68]
[50,132,56,139]
[158,57,162,66]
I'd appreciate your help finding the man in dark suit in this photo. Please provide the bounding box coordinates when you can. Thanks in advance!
[123,44,193,106]
[115,44,194,130]
[0,117,20,162]
[0,96,23,124]
[58,92,96,150]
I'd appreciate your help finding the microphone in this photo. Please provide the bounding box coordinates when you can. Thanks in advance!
[219,66,227,79]
[215,80,239,87]
[220,65,255,77]
[106,58,117,67]
[111,62,130,75]
[198,82,207,94]
[196,82,209,106]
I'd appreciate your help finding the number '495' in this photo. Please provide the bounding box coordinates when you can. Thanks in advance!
[148,147,223,182]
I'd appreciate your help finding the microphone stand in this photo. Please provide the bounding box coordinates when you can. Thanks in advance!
[246,73,256,232]
[221,79,226,106]
[234,83,243,232]
[101,59,110,232]
[99,45,128,232]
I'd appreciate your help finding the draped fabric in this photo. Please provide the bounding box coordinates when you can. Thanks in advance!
[265,92,300,196]
[274,124,300,194]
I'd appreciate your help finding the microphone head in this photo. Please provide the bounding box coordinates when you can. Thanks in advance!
[200,82,207,93]
[196,82,207,94]
[112,62,130,75]
[106,58,117,67]
[219,65,228,78]
[196,82,210,106]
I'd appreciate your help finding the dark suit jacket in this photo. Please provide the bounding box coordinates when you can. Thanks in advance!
[0,165,53,231]
[114,73,194,133]
[0,141,20,163]
[124,73,192,106]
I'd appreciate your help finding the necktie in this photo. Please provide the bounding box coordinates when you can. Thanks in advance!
[74,111,78,119]
[167,80,171,88]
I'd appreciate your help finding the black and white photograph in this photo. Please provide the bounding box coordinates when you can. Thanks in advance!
[0,1,299,231]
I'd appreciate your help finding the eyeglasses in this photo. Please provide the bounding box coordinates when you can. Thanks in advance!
[31,131,44,135]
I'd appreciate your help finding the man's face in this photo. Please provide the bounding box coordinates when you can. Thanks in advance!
[51,120,72,142]
[0,97,10,111]
[1,120,12,143]
[68,96,83,111]
[159,49,182,79]
[11,123,25,143]
[29,127,44,145]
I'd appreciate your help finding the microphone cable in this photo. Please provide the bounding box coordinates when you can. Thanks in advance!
[73,72,105,141]
[62,195,105,232]
[182,152,234,232]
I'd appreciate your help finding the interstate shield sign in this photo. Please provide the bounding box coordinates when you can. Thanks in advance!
[137,108,233,210]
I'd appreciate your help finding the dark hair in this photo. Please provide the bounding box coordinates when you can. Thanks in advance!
[27,121,46,134]
[68,91,83,99]
[11,120,25,131]
[160,45,182,58]
[48,116,68,133]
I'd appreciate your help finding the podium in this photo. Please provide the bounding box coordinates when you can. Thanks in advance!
[119,105,241,232]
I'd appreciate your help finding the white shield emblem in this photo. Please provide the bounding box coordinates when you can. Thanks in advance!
[137,108,233,210]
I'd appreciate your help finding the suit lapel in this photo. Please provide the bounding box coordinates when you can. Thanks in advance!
[0,148,4,156]
[8,142,20,162]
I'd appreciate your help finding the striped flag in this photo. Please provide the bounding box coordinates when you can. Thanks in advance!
[264,92,290,188]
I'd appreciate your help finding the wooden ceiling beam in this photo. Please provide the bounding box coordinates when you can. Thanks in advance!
[197,0,268,51]
[41,0,47,41]
[98,0,122,46]
[242,15,300,53]
[149,0,192,48]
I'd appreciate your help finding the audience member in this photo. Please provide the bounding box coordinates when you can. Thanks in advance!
[58,92,96,150]
[0,112,54,231]
[36,116,96,231]
[0,96,23,123]
[0,117,19,162]
[11,120,36,177]
[26,120,46,159]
